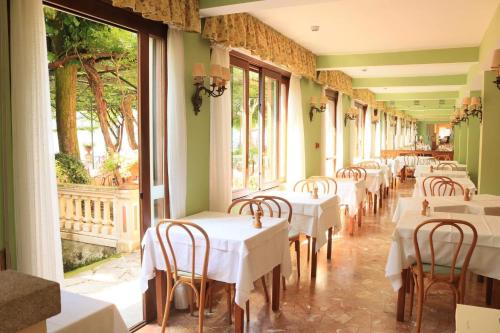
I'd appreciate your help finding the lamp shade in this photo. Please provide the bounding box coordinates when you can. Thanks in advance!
[492,49,500,69]
[210,64,222,78]
[192,63,206,77]
[470,96,481,106]
[221,67,231,82]
[462,97,470,106]
[310,96,318,105]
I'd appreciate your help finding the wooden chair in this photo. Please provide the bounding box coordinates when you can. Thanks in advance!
[293,179,328,194]
[309,176,338,195]
[350,167,367,180]
[436,162,458,171]
[226,198,273,322]
[356,160,381,169]
[418,157,438,166]
[336,167,361,180]
[421,176,452,196]
[403,155,417,179]
[155,220,211,333]
[253,195,298,290]
[435,154,451,161]
[409,219,478,333]
[431,179,465,196]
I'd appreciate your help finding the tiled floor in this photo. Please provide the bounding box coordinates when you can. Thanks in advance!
[138,180,487,332]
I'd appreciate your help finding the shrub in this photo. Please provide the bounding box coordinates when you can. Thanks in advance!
[55,153,90,184]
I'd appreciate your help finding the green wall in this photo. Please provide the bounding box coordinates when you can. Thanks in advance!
[301,78,323,177]
[466,117,480,184]
[184,32,211,215]
[342,94,352,166]
[478,70,500,194]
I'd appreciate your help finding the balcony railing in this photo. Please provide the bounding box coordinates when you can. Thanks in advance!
[58,184,140,252]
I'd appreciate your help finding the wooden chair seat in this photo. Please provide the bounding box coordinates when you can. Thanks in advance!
[414,263,462,277]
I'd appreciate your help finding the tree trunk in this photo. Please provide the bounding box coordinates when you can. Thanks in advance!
[121,95,138,150]
[83,60,116,153]
[55,63,80,158]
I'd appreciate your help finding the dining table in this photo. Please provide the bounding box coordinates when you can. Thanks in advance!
[336,178,367,233]
[414,165,469,178]
[140,211,292,332]
[412,176,477,197]
[365,168,385,213]
[259,190,341,278]
[387,200,500,321]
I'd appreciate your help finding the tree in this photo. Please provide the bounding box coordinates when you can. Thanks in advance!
[44,7,138,158]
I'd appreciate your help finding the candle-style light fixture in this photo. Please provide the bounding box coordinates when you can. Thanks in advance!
[492,49,500,90]
[309,95,328,121]
[463,96,482,122]
[388,112,397,128]
[344,106,358,126]
[191,63,230,115]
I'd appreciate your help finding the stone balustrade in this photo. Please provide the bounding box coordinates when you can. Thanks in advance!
[58,184,140,252]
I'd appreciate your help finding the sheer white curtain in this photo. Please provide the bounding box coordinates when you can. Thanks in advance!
[375,119,381,157]
[380,112,386,151]
[335,92,344,170]
[10,0,63,282]
[286,74,305,185]
[209,45,232,212]
[363,107,372,159]
[395,118,402,149]
[321,96,335,177]
[167,28,187,218]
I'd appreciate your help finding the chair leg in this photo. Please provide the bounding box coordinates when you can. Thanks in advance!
[261,276,270,303]
[415,279,424,333]
[295,239,301,279]
[198,282,207,333]
[306,236,311,262]
[161,288,174,333]
[282,276,286,291]
[408,274,415,320]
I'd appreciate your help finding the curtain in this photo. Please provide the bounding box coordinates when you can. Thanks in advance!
[321,95,335,177]
[317,71,353,96]
[381,112,386,151]
[112,0,200,32]
[364,107,372,159]
[286,75,306,185]
[203,14,316,79]
[395,118,402,149]
[375,119,381,157]
[335,92,344,170]
[167,29,187,218]
[10,0,63,282]
[209,45,232,212]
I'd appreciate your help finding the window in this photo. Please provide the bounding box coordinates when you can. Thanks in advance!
[323,89,338,176]
[355,102,367,160]
[230,52,289,197]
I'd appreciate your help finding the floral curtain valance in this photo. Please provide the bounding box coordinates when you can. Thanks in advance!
[353,89,376,107]
[317,70,353,96]
[202,13,316,79]
[112,0,201,32]
[375,101,386,110]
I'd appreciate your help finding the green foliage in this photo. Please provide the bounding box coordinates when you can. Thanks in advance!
[55,153,90,184]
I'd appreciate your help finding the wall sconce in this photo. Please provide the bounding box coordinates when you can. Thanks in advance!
[371,109,380,124]
[191,63,230,115]
[463,97,482,122]
[344,106,358,126]
[389,115,397,128]
[492,49,500,90]
[309,96,327,121]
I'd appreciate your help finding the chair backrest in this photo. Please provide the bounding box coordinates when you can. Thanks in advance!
[227,198,274,217]
[308,176,338,195]
[293,179,328,194]
[431,179,465,196]
[155,219,210,292]
[336,167,366,180]
[356,160,381,169]
[418,157,438,166]
[435,154,451,161]
[403,154,418,166]
[436,162,457,171]
[413,219,477,283]
[253,195,293,223]
[422,176,452,196]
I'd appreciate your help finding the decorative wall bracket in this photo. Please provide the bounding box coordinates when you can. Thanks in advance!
[192,82,227,115]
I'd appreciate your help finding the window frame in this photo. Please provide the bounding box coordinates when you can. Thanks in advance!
[230,51,290,199]
[324,89,338,172]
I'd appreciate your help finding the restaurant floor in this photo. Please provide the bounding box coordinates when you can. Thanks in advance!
[138,180,487,333]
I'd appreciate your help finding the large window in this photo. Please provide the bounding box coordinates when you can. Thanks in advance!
[230,53,289,197]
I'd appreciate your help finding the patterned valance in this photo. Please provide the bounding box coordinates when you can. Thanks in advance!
[202,13,316,79]
[353,89,376,107]
[375,101,386,110]
[111,0,200,32]
[316,70,353,96]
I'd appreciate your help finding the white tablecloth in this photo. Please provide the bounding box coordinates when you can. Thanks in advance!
[263,191,341,251]
[393,194,500,223]
[414,165,468,178]
[336,179,367,217]
[412,177,477,197]
[47,291,128,333]
[365,169,385,193]
[392,156,436,174]
[140,211,292,308]
[385,211,500,290]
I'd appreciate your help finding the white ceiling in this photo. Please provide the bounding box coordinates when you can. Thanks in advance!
[368,86,463,94]
[247,0,498,55]
[337,62,476,78]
